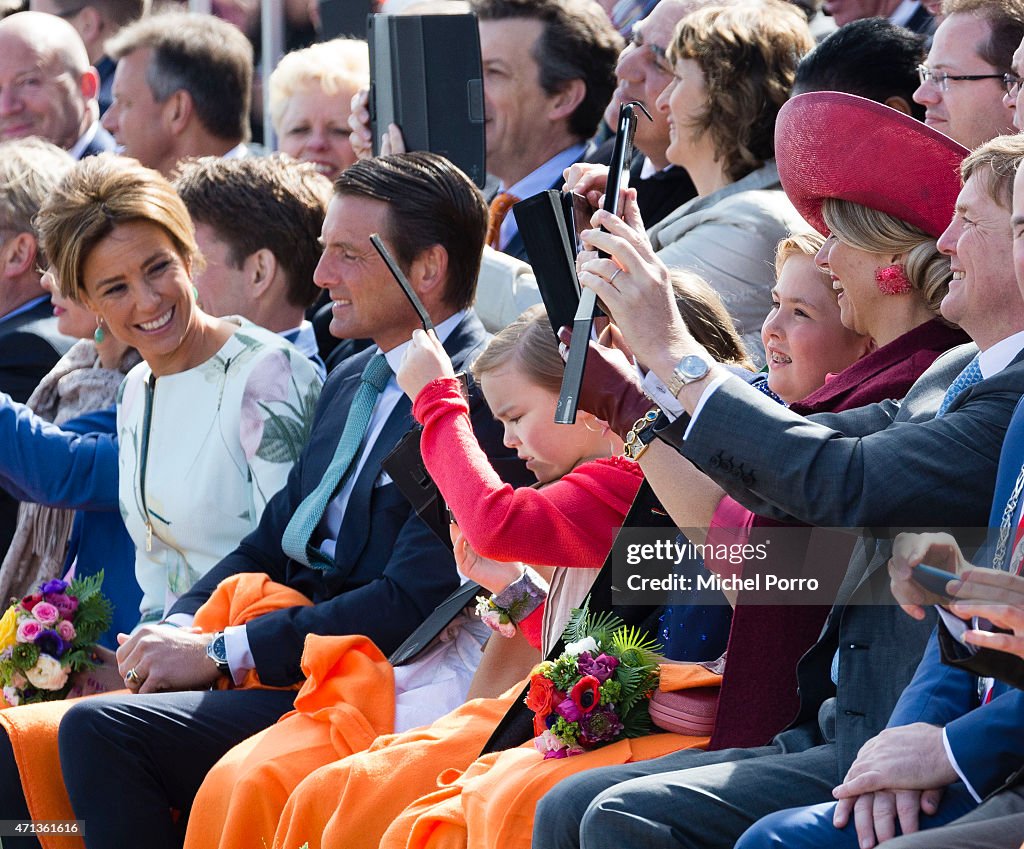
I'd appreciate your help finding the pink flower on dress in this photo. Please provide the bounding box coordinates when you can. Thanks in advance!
[239,351,291,460]
[32,602,59,627]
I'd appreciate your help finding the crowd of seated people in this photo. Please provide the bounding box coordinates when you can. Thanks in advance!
[0,1,1024,849]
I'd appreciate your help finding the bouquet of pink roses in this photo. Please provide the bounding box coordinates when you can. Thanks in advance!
[526,602,662,759]
[0,572,112,706]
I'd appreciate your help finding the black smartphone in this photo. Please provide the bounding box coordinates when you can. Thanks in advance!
[599,102,646,231]
[911,563,957,601]
[369,233,434,332]
[555,101,651,425]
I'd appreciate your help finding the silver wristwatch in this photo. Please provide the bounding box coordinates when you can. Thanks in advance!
[665,354,712,398]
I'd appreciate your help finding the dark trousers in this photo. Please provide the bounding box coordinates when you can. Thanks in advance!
[28,688,297,849]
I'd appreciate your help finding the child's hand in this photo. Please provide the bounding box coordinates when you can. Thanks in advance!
[450,523,523,595]
[396,329,456,400]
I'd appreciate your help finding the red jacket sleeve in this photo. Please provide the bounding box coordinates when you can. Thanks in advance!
[413,377,643,570]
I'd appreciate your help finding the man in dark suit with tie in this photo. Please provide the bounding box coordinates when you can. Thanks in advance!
[532,138,1024,849]
[0,12,116,158]
[6,152,525,849]
[728,139,1024,849]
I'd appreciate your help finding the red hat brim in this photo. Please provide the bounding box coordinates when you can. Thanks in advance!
[775,92,969,239]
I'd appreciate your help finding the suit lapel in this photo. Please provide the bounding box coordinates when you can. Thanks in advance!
[332,394,414,571]
[328,313,489,575]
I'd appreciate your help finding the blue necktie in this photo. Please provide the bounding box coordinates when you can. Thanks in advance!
[936,355,983,417]
[281,353,392,569]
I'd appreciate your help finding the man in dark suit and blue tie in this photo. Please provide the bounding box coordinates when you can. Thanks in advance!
[729,145,1024,849]
[0,151,526,849]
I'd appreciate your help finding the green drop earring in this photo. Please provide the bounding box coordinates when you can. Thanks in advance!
[93,317,105,344]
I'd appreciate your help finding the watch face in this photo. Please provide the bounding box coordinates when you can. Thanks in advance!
[210,635,228,664]
[679,355,710,381]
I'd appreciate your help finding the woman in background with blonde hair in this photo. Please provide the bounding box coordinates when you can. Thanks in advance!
[269,38,370,180]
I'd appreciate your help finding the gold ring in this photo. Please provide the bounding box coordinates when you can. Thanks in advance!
[124,667,141,685]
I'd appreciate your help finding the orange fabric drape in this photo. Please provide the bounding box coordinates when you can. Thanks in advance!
[0,574,311,849]
[272,687,521,849]
[382,662,722,849]
[184,630,396,849]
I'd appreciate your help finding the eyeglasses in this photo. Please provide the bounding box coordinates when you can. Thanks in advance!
[917,64,1005,92]
[627,27,672,74]
[1005,73,1024,97]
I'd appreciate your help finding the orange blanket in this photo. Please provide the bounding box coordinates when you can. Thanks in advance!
[381,662,722,849]
[0,574,311,849]
[184,631,395,849]
[273,686,521,849]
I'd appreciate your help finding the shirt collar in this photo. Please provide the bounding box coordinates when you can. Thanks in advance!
[501,143,588,199]
[889,0,921,25]
[382,309,468,376]
[68,121,100,160]
[978,329,1024,378]
[0,294,48,326]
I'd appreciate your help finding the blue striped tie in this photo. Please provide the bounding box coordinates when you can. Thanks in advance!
[936,355,982,417]
[281,353,392,569]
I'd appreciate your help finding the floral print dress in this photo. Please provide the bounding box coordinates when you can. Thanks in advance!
[116,319,322,625]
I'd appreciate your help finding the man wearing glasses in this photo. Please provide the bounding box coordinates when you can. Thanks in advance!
[913,0,1023,149]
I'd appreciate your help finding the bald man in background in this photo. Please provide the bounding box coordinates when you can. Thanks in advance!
[0,11,115,157]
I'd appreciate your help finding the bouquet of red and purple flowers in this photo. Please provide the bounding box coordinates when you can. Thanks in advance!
[525,602,662,759]
[0,572,112,706]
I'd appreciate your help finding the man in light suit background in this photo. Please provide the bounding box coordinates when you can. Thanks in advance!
[0,152,527,849]
[533,136,1024,849]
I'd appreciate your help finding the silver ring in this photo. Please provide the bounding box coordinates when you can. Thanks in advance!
[609,268,623,286]
[124,667,141,685]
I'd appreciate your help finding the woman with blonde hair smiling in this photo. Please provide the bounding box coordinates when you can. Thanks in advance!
[269,38,370,180]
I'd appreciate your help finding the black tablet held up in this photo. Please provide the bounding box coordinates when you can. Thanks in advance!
[514,190,581,338]
[368,12,486,187]
[555,101,649,424]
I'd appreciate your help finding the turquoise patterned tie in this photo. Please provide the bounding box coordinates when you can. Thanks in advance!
[936,355,983,417]
[281,353,392,569]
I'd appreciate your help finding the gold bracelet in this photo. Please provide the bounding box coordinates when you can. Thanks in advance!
[623,409,660,461]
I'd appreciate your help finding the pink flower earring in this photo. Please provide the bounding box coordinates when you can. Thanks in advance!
[875,264,912,295]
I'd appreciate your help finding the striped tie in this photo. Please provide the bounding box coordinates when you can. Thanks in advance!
[486,192,520,250]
